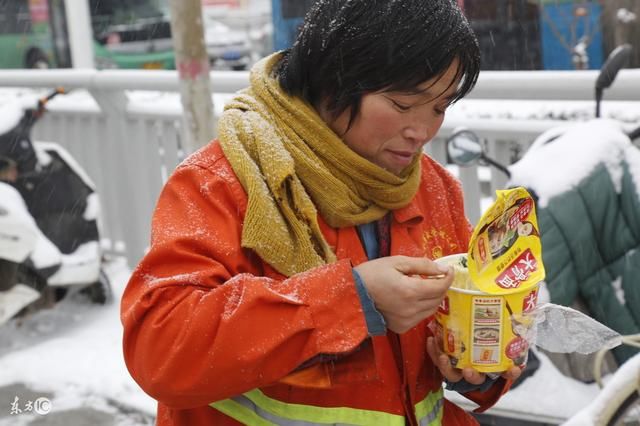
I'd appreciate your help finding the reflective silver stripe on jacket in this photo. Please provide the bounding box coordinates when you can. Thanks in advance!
[419,396,443,426]
[210,387,443,425]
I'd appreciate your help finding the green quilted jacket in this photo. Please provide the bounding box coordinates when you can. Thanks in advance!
[536,160,640,363]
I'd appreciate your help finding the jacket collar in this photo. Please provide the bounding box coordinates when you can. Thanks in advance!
[392,197,424,225]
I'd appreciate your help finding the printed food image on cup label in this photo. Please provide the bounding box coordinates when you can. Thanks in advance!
[473,346,500,365]
[474,305,500,322]
[473,297,502,325]
[473,327,500,344]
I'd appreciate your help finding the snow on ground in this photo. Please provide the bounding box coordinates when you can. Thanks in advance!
[0,257,156,425]
[447,349,602,423]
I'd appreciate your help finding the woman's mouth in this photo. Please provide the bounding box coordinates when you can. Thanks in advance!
[388,150,415,166]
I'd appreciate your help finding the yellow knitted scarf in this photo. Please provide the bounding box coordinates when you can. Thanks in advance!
[218,53,421,277]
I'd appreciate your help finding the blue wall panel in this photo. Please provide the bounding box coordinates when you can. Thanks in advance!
[540,3,603,70]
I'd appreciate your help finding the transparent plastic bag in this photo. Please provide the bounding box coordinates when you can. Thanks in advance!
[530,303,622,354]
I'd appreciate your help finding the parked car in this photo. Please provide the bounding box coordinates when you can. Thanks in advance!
[203,17,252,70]
[94,16,175,70]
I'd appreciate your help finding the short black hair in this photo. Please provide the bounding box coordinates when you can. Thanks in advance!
[277,0,480,127]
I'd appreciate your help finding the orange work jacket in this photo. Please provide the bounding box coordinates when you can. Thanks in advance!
[121,141,512,425]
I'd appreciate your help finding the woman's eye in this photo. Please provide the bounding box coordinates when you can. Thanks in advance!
[434,105,449,116]
[392,101,411,111]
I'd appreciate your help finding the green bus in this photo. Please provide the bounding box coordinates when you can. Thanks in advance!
[0,0,55,68]
[0,0,175,70]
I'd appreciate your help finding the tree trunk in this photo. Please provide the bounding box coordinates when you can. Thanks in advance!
[169,0,215,154]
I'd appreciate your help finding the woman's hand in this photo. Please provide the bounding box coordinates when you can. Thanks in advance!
[353,256,453,334]
[426,336,522,386]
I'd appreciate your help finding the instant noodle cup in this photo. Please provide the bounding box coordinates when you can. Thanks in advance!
[433,187,545,372]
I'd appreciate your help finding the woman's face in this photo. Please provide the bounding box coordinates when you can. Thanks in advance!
[320,59,461,175]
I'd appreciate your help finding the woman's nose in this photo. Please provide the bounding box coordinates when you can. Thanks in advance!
[402,120,430,143]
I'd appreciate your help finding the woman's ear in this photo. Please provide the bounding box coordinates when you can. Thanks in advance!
[317,99,350,138]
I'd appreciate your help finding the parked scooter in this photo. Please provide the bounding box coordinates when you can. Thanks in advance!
[445,45,640,388]
[0,88,111,326]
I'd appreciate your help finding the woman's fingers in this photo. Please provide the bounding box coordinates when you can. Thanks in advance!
[427,337,463,382]
[408,273,453,302]
[355,256,455,333]
[395,256,451,277]
[461,368,487,385]
[501,366,522,382]
[427,337,488,385]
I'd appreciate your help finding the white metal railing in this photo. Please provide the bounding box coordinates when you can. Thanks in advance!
[469,69,640,101]
[0,68,250,92]
[1,68,639,267]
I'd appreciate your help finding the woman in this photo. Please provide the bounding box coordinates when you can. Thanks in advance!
[122,1,521,424]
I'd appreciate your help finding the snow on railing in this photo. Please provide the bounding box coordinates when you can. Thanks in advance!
[0,68,638,266]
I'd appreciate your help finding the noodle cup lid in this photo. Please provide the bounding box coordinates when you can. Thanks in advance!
[467,187,545,295]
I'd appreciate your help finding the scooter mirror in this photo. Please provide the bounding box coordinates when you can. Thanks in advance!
[446,129,484,167]
[595,44,632,118]
[596,44,632,92]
